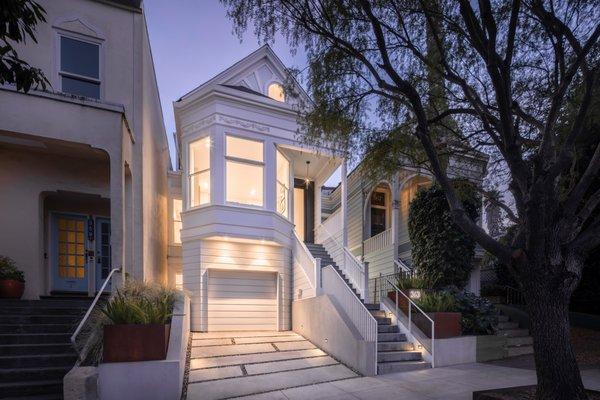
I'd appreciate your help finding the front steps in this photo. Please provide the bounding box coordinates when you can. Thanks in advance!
[0,298,92,399]
[366,303,431,374]
[496,314,534,357]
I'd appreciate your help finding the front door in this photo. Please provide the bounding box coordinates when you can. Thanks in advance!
[293,179,315,243]
[95,218,111,291]
[52,214,88,292]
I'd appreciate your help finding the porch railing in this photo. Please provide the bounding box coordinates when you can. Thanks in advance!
[315,210,367,299]
[394,258,413,274]
[71,267,122,364]
[380,277,435,368]
[321,264,378,372]
[292,229,320,298]
[363,228,392,255]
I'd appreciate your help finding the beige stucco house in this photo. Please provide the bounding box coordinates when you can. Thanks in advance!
[0,0,169,299]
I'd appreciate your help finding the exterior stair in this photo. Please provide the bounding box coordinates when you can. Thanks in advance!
[0,297,92,399]
[496,313,534,357]
[305,242,430,375]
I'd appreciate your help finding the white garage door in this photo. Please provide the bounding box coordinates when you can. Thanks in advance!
[207,269,278,331]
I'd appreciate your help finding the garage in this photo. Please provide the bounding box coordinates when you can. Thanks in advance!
[207,269,278,331]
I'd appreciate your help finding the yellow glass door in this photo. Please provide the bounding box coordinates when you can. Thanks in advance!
[53,214,88,292]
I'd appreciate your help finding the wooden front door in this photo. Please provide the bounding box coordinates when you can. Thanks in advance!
[52,214,89,292]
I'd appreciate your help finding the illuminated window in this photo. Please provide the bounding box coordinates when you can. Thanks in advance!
[226,135,264,206]
[267,82,285,102]
[175,272,183,290]
[276,150,290,217]
[189,137,211,207]
[173,198,182,244]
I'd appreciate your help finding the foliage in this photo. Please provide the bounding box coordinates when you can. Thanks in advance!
[445,287,498,335]
[408,181,480,289]
[415,291,457,313]
[0,255,25,282]
[480,284,507,298]
[480,226,518,289]
[0,0,49,92]
[396,274,430,290]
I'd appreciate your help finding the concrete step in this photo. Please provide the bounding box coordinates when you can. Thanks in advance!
[507,345,534,357]
[378,324,399,333]
[377,360,430,374]
[0,324,75,334]
[0,343,73,356]
[506,336,533,347]
[375,317,392,325]
[370,310,386,318]
[0,333,71,345]
[377,351,422,362]
[497,328,529,338]
[0,353,77,369]
[0,366,71,383]
[0,395,61,400]
[0,380,62,397]
[365,304,380,311]
[0,307,87,315]
[186,363,358,400]
[0,315,80,325]
[377,341,413,352]
[497,321,519,330]
[377,332,406,342]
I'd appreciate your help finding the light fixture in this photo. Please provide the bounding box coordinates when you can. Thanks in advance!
[305,160,311,188]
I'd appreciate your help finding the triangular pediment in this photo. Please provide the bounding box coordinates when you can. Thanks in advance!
[54,18,103,39]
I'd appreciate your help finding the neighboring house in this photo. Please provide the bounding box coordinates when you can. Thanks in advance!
[0,0,170,299]
[172,46,343,332]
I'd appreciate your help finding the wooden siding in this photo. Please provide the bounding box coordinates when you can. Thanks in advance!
[364,244,394,280]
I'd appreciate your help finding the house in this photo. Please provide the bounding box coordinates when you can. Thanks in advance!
[0,0,169,299]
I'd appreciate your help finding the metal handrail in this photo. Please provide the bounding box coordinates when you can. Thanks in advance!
[71,267,122,361]
[384,278,435,368]
[394,259,413,274]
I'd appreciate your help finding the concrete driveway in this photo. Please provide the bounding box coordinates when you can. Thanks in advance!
[185,331,358,400]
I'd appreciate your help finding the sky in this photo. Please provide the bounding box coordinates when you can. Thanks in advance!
[143,1,349,185]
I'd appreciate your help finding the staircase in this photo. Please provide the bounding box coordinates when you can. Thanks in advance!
[305,243,430,374]
[0,297,92,399]
[496,313,534,357]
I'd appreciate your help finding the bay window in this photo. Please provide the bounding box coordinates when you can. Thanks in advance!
[189,137,211,207]
[226,135,264,206]
[276,150,290,217]
[173,198,182,244]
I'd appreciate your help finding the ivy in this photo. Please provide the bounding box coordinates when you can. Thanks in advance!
[408,180,480,289]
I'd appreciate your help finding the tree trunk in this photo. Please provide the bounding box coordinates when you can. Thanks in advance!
[526,283,588,400]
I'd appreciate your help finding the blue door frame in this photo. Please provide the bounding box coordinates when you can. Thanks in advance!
[95,218,111,291]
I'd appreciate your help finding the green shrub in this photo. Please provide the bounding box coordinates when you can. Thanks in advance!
[0,256,25,282]
[408,180,480,289]
[445,287,499,335]
[396,275,429,290]
[415,292,457,312]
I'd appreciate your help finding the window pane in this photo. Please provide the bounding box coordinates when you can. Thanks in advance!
[173,199,182,221]
[226,161,263,206]
[173,221,182,244]
[268,83,285,102]
[277,181,288,217]
[190,170,210,207]
[190,137,210,173]
[226,135,263,162]
[61,36,99,78]
[276,151,289,185]
[62,76,100,99]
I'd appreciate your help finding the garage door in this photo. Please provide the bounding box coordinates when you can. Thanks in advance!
[207,269,277,331]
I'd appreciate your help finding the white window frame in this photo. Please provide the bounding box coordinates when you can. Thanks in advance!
[188,136,211,209]
[276,149,291,219]
[224,134,265,208]
[171,198,182,245]
[370,188,390,236]
[56,30,103,100]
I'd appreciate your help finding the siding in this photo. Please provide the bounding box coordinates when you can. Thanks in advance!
[292,260,315,300]
[364,245,395,280]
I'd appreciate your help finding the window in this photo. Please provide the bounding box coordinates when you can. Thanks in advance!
[173,199,182,244]
[267,82,285,102]
[60,36,100,99]
[226,135,264,206]
[189,137,211,207]
[370,189,388,237]
[276,150,290,217]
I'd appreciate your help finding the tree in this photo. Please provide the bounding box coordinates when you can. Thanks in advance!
[221,1,600,399]
[0,0,48,92]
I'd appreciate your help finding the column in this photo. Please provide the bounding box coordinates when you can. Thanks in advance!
[109,150,125,292]
[314,181,322,228]
[391,172,400,270]
[341,158,348,248]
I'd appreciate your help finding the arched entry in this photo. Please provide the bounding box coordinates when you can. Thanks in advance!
[364,182,393,240]
[397,174,432,259]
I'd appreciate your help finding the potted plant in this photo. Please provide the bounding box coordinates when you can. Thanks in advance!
[0,256,25,299]
[413,292,461,339]
[102,289,175,363]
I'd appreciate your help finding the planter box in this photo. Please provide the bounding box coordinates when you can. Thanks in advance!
[0,279,25,299]
[413,312,461,339]
[103,324,170,363]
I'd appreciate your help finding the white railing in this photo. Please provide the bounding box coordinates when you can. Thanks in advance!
[394,258,413,274]
[71,267,122,363]
[380,277,435,368]
[363,228,392,254]
[322,264,378,372]
[315,212,367,299]
[292,229,320,298]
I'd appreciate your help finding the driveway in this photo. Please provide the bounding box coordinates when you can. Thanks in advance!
[185,331,358,400]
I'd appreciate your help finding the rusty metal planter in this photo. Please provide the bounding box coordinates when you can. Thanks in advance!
[414,312,462,339]
[103,324,170,363]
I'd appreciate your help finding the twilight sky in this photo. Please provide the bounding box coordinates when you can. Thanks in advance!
[144,1,314,166]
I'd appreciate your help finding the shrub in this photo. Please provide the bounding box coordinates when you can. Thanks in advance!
[415,292,457,312]
[408,180,480,289]
[0,256,25,282]
[445,287,499,335]
[396,275,428,290]
[101,282,177,325]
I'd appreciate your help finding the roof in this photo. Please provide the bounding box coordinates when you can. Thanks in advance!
[95,0,142,11]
